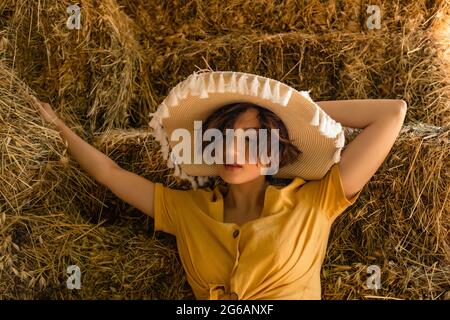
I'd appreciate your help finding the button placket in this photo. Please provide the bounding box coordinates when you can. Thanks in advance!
[231,230,241,288]
[228,226,244,300]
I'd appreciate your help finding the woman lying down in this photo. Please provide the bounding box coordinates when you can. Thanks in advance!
[33,71,407,300]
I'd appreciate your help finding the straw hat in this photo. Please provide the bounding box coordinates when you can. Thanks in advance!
[149,70,345,189]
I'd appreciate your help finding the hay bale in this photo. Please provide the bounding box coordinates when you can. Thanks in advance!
[115,0,449,126]
[0,209,192,299]
[136,32,449,126]
[92,128,193,188]
[323,123,449,299]
[0,61,68,214]
[118,0,448,35]
[1,0,153,132]
[0,59,108,218]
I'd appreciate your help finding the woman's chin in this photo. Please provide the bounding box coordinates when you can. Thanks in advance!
[219,167,242,182]
[219,167,261,184]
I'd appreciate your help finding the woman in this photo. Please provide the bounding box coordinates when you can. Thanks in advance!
[33,71,406,299]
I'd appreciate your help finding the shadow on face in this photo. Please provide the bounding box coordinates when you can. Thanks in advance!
[218,108,273,185]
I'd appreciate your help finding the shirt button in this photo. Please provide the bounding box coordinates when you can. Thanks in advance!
[232,229,240,238]
[229,292,239,300]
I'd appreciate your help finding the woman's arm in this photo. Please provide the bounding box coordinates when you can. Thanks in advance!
[32,97,156,218]
[316,99,407,200]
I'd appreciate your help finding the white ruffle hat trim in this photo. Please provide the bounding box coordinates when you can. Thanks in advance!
[149,70,345,190]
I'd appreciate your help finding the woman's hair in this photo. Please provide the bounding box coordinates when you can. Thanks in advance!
[201,102,301,183]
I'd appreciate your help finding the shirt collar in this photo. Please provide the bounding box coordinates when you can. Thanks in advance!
[207,177,306,224]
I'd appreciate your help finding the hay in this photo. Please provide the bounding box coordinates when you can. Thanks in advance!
[0,61,67,214]
[0,61,193,299]
[2,0,449,131]
[116,0,450,126]
[0,59,106,219]
[118,0,447,34]
[1,75,447,297]
[0,211,192,299]
[83,124,450,299]
[150,31,449,125]
[323,123,449,299]
[1,0,153,132]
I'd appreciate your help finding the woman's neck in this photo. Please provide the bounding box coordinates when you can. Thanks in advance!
[223,176,269,215]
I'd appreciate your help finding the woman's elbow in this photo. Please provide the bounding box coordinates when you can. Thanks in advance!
[395,99,408,116]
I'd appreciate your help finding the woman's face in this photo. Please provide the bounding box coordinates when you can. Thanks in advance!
[217,108,270,184]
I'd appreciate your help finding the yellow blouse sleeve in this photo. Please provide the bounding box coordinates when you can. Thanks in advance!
[153,182,184,236]
[310,163,363,220]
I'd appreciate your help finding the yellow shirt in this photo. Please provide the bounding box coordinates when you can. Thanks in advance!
[153,163,362,300]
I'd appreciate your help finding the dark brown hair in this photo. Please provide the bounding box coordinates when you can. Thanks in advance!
[201,102,301,176]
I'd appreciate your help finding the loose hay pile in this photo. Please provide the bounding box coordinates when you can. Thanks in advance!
[0,0,449,299]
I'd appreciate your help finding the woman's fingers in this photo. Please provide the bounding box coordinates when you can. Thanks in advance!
[31,96,46,116]
[30,95,40,110]
[31,96,59,124]
[31,96,45,110]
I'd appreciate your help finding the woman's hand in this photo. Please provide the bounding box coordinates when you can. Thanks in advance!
[31,96,60,125]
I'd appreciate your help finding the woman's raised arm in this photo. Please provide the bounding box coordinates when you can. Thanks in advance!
[316,99,407,200]
[32,97,156,218]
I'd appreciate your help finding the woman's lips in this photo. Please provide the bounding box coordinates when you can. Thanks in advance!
[224,164,242,170]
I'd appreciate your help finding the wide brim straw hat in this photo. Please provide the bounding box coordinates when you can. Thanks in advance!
[149,69,346,190]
